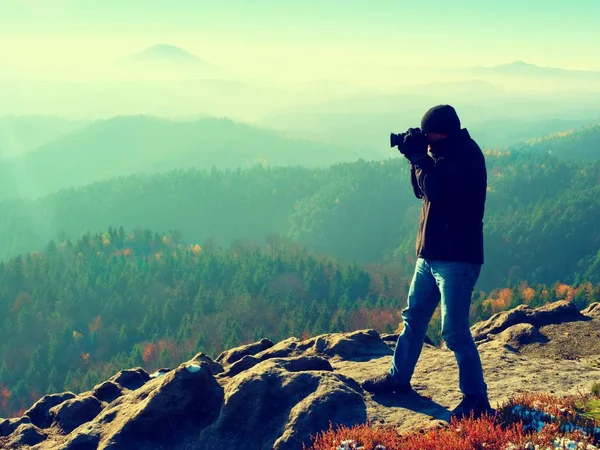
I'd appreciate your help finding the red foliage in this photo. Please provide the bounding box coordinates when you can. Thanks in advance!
[306,416,526,450]
[142,342,157,363]
[1,385,11,409]
[89,315,102,334]
[347,308,402,332]
[306,392,600,450]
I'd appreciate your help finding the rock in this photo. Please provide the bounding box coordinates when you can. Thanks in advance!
[109,368,150,390]
[89,360,224,448]
[381,332,436,347]
[254,329,392,362]
[191,352,225,375]
[5,302,600,450]
[24,392,77,428]
[0,416,31,437]
[471,300,584,342]
[198,357,366,450]
[92,381,123,404]
[149,368,171,379]
[216,338,274,366]
[61,431,100,450]
[50,395,103,434]
[7,423,46,447]
[582,302,600,318]
[220,354,262,378]
[490,323,547,350]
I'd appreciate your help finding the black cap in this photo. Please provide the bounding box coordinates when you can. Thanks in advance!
[421,105,461,135]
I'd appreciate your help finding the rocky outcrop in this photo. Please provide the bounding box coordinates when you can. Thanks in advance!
[1,301,599,450]
[487,323,548,350]
[470,300,585,342]
[582,302,600,318]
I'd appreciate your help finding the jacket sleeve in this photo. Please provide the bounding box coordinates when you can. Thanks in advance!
[410,153,474,203]
[410,164,423,199]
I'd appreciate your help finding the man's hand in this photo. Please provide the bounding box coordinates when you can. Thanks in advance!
[402,128,428,163]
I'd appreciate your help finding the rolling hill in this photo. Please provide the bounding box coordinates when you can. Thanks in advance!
[0,116,87,159]
[0,115,371,200]
[510,123,600,159]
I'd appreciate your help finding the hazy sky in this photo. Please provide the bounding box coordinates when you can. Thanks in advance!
[1,0,599,81]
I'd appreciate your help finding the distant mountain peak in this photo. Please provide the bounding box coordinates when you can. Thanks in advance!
[137,44,201,61]
[117,44,210,67]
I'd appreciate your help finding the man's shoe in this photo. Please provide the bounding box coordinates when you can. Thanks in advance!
[450,394,496,421]
[360,373,412,395]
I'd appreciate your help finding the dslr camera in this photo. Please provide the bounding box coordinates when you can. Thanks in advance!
[390,127,424,155]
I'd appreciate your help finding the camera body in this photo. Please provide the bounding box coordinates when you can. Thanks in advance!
[390,127,425,156]
[390,132,407,149]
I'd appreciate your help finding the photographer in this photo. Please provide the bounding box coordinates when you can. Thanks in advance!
[361,105,494,420]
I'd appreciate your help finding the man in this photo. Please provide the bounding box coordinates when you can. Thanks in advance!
[361,105,495,420]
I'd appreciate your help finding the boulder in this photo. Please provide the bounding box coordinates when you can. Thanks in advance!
[191,352,225,375]
[490,323,547,349]
[254,329,392,362]
[471,300,584,342]
[6,423,46,448]
[381,332,436,347]
[109,368,150,390]
[197,357,366,450]
[61,431,100,450]
[216,338,274,366]
[92,381,123,404]
[24,392,77,428]
[50,395,103,434]
[0,415,31,437]
[582,302,600,318]
[89,361,224,448]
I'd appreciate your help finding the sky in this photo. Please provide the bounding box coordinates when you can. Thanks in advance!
[1,0,599,81]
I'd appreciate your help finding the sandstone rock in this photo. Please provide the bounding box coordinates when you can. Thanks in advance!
[0,415,31,437]
[197,357,366,450]
[5,302,600,450]
[109,368,150,390]
[7,423,46,448]
[471,300,584,342]
[221,355,333,379]
[490,323,547,350]
[220,354,261,378]
[582,302,600,318]
[50,395,103,434]
[255,329,392,362]
[381,332,435,347]
[24,392,77,428]
[89,361,224,448]
[92,381,123,404]
[61,431,100,450]
[216,338,274,366]
[191,351,225,375]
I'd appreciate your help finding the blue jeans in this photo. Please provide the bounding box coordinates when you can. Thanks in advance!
[389,258,488,396]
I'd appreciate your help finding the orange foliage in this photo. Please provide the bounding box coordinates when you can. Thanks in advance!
[11,291,31,313]
[81,353,90,364]
[521,286,536,303]
[190,244,202,256]
[488,288,513,313]
[142,343,157,363]
[347,308,402,332]
[0,385,11,409]
[89,315,102,334]
[555,283,576,302]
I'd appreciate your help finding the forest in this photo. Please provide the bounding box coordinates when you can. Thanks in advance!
[1,227,598,417]
[1,142,599,291]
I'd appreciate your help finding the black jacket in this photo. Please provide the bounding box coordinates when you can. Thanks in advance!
[410,128,487,265]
